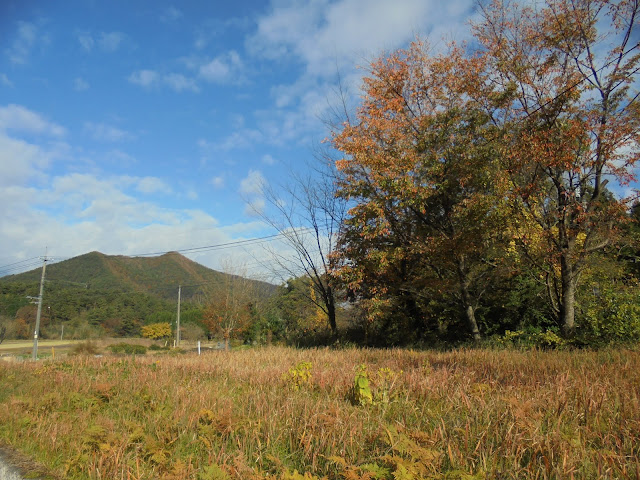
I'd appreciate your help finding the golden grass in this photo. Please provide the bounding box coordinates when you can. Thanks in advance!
[0,346,639,479]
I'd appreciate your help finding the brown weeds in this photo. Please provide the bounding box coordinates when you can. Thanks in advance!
[0,347,638,479]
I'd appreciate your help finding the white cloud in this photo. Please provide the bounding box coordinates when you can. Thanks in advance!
[0,133,50,187]
[0,114,275,279]
[77,32,94,52]
[136,176,171,194]
[0,74,13,87]
[217,129,264,151]
[76,31,126,53]
[244,197,265,217]
[239,169,266,196]
[164,73,200,93]
[129,70,200,93]
[84,122,133,142]
[0,104,66,137]
[199,50,244,83]
[240,0,475,147]
[7,21,38,64]
[211,176,225,189]
[250,0,473,77]
[98,32,126,52]
[186,189,198,200]
[262,154,277,165]
[129,69,160,87]
[106,149,137,165]
[197,138,211,149]
[0,169,272,278]
[74,77,89,91]
[161,6,183,22]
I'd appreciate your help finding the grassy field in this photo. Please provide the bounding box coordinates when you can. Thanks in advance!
[0,346,639,479]
[0,338,203,357]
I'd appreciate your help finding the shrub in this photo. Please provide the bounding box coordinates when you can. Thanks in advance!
[498,328,566,350]
[149,344,170,351]
[71,341,100,356]
[141,322,171,340]
[108,343,147,355]
[282,361,313,391]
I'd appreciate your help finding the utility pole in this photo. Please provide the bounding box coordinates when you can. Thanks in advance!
[32,254,47,361]
[176,285,181,347]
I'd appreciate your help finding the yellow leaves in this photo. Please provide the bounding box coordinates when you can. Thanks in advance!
[141,322,171,340]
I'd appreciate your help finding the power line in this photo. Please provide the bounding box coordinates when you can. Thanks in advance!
[0,226,327,278]
[0,256,42,271]
[129,230,312,258]
[0,260,47,276]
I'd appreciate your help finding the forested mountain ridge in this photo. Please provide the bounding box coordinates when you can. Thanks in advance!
[0,252,277,340]
[0,251,275,300]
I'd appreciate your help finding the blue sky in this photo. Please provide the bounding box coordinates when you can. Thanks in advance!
[0,0,477,279]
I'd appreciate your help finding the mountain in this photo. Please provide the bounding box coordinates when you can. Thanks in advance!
[0,252,277,338]
[1,251,276,300]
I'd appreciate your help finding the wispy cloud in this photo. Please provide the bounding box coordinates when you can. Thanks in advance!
[199,50,244,84]
[74,77,89,91]
[262,154,277,165]
[250,0,472,77]
[239,169,266,196]
[0,74,13,87]
[99,32,126,52]
[77,31,94,52]
[160,6,183,23]
[77,31,127,53]
[164,73,200,92]
[136,176,171,194]
[129,70,199,93]
[239,0,475,148]
[84,122,133,142]
[211,176,225,189]
[0,104,66,136]
[6,21,38,64]
[129,69,160,87]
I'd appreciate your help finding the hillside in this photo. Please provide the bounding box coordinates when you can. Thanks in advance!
[0,251,277,339]
[0,251,276,300]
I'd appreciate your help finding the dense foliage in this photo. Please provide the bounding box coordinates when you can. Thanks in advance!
[329,0,640,346]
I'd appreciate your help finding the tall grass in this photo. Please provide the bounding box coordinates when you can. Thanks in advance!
[0,347,638,479]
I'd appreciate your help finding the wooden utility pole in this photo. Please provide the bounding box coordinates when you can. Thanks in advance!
[32,255,47,360]
[176,285,181,347]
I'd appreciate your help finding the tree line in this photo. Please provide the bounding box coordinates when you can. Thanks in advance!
[261,0,640,347]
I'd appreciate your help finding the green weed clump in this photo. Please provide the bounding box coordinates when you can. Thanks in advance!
[0,347,639,479]
[282,361,313,391]
[108,343,147,355]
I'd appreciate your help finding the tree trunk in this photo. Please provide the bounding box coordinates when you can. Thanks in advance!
[326,285,338,338]
[461,286,481,341]
[458,258,481,341]
[560,255,576,337]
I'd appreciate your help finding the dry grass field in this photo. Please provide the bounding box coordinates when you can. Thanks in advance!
[0,346,639,479]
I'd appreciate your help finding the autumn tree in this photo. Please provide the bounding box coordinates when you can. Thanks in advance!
[203,261,256,350]
[255,164,346,338]
[332,41,510,341]
[474,0,640,336]
[141,322,172,341]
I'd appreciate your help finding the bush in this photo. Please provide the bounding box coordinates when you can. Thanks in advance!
[579,284,640,344]
[141,322,171,340]
[71,340,100,356]
[497,328,566,350]
[108,343,147,355]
